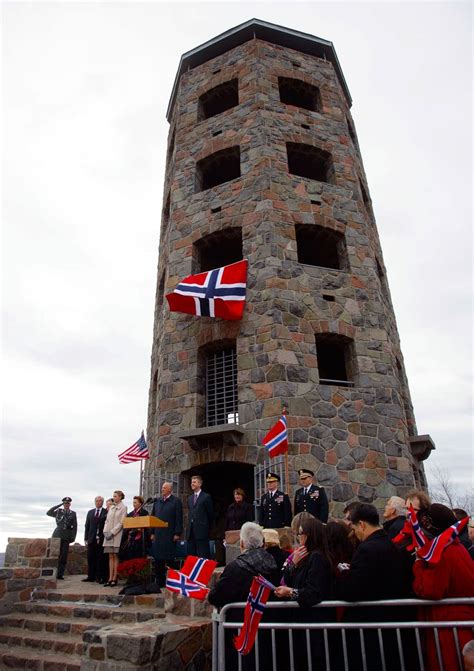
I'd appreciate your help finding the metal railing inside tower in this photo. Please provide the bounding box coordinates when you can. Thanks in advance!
[206,348,238,426]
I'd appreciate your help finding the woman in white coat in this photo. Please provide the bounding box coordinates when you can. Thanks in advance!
[103,490,127,586]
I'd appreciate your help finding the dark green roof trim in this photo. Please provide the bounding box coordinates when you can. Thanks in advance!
[166,18,352,121]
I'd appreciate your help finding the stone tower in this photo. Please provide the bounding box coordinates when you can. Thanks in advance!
[143,19,434,526]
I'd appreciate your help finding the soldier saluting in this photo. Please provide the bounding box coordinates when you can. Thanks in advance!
[46,496,77,579]
[258,473,292,529]
[294,469,329,523]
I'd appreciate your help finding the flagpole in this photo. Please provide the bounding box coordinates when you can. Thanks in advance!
[282,406,289,495]
[139,459,143,497]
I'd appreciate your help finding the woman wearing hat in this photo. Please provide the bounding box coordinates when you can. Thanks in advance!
[413,503,474,671]
[102,490,127,586]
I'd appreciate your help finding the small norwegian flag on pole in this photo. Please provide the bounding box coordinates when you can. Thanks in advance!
[166,259,248,320]
[234,575,274,656]
[180,555,217,586]
[165,569,210,601]
[262,413,288,458]
[118,431,149,464]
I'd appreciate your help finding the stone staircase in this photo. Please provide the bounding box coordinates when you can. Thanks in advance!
[0,579,166,669]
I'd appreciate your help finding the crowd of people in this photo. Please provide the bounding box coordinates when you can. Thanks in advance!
[47,473,474,669]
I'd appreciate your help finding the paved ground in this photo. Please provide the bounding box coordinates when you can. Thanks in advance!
[56,574,125,595]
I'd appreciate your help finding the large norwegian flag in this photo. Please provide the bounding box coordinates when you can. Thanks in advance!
[393,504,428,551]
[262,413,288,458]
[234,575,274,656]
[166,259,248,320]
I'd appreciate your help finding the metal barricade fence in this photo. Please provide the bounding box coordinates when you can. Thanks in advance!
[212,598,474,671]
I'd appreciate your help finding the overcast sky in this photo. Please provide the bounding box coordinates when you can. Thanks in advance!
[1,1,472,552]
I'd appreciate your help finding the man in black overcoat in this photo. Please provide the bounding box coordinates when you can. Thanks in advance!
[187,474,214,559]
[335,503,412,671]
[293,468,329,522]
[83,495,107,582]
[46,496,77,579]
[151,481,183,586]
[258,472,292,529]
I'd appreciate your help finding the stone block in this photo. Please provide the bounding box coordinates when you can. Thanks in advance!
[24,539,48,558]
[332,483,354,501]
[107,633,152,664]
[316,464,338,486]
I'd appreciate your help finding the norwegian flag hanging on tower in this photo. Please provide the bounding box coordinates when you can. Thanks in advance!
[166,259,248,320]
[262,413,288,458]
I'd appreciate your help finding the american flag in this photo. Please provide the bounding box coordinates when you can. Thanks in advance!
[262,413,288,458]
[165,569,210,601]
[118,431,149,464]
[233,575,273,656]
[166,259,248,320]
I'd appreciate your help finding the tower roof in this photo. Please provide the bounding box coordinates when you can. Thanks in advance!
[166,18,352,121]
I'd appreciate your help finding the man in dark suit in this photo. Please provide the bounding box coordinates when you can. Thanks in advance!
[258,472,292,529]
[46,496,77,579]
[293,468,329,522]
[83,496,107,583]
[151,482,183,586]
[187,475,214,559]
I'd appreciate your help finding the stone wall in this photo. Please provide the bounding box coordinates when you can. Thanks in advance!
[144,26,428,512]
[0,565,56,615]
[4,537,87,575]
[81,619,212,671]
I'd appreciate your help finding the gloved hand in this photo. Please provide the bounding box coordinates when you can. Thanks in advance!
[104,532,113,541]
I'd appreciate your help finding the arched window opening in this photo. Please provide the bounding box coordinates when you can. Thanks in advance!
[194,228,243,272]
[278,77,322,113]
[296,224,347,271]
[195,146,241,192]
[316,334,355,386]
[198,79,239,121]
[287,143,334,183]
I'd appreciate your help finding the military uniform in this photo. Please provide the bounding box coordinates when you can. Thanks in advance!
[258,473,292,529]
[47,497,77,579]
[294,471,329,523]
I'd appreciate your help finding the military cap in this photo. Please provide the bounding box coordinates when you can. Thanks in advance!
[266,472,280,483]
[62,497,72,503]
[298,469,314,478]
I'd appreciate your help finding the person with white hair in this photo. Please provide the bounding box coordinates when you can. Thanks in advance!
[382,495,406,540]
[208,522,278,607]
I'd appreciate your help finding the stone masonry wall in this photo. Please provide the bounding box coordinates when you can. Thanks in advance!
[144,34,425,513]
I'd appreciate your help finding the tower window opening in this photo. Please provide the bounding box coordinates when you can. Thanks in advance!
[360,179,370,205]
[157,270,166,307]
[322,294,335,302]
[316,334,355,386]
[347,118,357,143]
[167,128,176,166]
[287,142,334,183]
[195,146,241,192]
[206,346,238,426]
[198,79,239,121]
[150,370,158,428]
[279,77,322,113]
[296,224,347,270]
[162,192,171,229]
[194,227,242,272]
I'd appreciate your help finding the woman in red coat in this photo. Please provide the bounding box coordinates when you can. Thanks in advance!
[413,504,474,671]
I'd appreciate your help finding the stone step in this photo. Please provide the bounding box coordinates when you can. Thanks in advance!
[0,627,85,656]
[13,600,165,624]
[0,643,81,670]
[0,612,104,636]
[32,587,164,609]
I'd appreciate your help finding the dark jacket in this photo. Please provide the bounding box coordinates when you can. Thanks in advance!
[121,507,150,559]
[265,545,290,573]
[281,551,333,609]
[151,494,183,560]
[225,501,254,531]
[383,515,406,540]
[208,547,278,608]
[335,528,409,620]
[294,485,329,523]
[47,505,77,542]
[187,491,214,541]
[258,490,292,529]
[84,508,107,544]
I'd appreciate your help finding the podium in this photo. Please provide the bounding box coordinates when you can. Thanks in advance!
[122,515,168,529]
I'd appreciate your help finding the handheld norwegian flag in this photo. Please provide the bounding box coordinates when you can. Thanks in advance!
[393,504,428,551]
[165,569,210,601]
[180,555,217,586]
[118,431,149,464]
[262,413,288,458]
[234,575,273,656]
[166,259,248,320]
[417,516,469,564]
